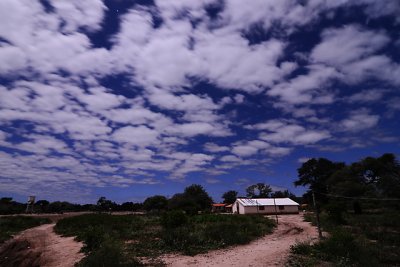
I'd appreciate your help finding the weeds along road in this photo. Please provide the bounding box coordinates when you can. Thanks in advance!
[0,213,318,267]
[0,223,84,267]
[162,214,319,267]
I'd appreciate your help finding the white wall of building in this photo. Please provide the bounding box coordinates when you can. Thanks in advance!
[233,200,299,214]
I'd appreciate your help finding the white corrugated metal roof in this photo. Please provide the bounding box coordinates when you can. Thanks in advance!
[237,198,299,206]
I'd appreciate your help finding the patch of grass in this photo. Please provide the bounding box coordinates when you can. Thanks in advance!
[0,216,51,244]
[55,213,276,265]
[163,214,275,255]
[288,209,400,266]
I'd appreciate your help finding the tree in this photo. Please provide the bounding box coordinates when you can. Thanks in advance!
[97,197,114,212]
[246,183,272,198]
[356,153,400,198]
[270,190,296,200]
[295,158,345,202]
[35,200,50,213]
[168,184,213,214]
[143,195,168,211]
[222,190,238,204]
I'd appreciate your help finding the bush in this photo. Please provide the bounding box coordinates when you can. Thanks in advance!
[77,241,142,267]
[161,210,188,229]
[290,241,314,255]
[162,214,275,255]
[325,202,345,224]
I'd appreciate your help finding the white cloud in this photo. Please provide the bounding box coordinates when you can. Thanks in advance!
[112,126,159,146]
[311,25,400,85]
[204,143,230,153]
[340,110,379,132]
[345,89,386,103]
[311,25,389,67]
[249,120,331,145]
[268,64,339,104]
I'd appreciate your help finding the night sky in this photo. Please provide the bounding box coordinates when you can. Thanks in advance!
[1,0,399,203]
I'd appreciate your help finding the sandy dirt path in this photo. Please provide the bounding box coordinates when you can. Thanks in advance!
[0,223,84,267]
[162,214,318,267]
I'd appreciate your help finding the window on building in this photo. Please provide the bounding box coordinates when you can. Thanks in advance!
[279,205,284,210]
[259,206,265,210]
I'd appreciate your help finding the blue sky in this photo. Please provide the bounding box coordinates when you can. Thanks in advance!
[0,0,400,204]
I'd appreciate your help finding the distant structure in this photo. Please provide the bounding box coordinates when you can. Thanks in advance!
[232,198,299,215]
[25,195,36,213]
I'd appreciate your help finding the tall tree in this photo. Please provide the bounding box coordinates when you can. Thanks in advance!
[222,190,238,204]
[295,158,345,196]
[246,183,272,198]
[295,158,344,239]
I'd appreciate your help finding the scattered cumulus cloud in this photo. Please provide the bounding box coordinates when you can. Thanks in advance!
[0,0,399,200]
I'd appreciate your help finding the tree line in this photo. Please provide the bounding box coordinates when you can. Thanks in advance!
[294,153,400,219]
[0,183,297,215]
[4,153,395,216]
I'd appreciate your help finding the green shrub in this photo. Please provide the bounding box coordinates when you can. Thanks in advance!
[325,202,345,224]
[162,214,275,255]
[161,210,188,229]
[290,241,314,255]
[55,213,276,264]
[77,241,142,267]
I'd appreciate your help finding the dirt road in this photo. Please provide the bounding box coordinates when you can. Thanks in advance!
[162,214,318,267]
[0,223,84,267]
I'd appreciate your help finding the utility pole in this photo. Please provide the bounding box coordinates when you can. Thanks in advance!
[273,198,278,224]
[312,190,323,239]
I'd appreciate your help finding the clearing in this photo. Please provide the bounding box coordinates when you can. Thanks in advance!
[162,214,318,267]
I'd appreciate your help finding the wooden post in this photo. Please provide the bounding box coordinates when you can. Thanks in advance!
[312,190,323,239]
[273,198,278,224]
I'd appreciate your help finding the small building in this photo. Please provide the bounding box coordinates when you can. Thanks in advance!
[232,198,299,215]
[225,204,233,213]
[212,203,227,213]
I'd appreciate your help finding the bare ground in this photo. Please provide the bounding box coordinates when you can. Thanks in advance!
[162,214,318,267]
[0,223,84,267]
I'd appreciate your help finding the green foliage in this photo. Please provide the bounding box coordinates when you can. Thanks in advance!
[289,210,400,266]
[0,216,50,244]
[325,202,345,224]
[222,190,238,204]
[246,183,272,198]
[161,210,188,228]
[0,197,25,215]
[76,240,143,267]
[55,214,158,265]
[162,214,276,255]
[270,190,296,199]
[293,154,400,266]
[168,184,213,214]
[55,213,276,265]
[143,195,168,212]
